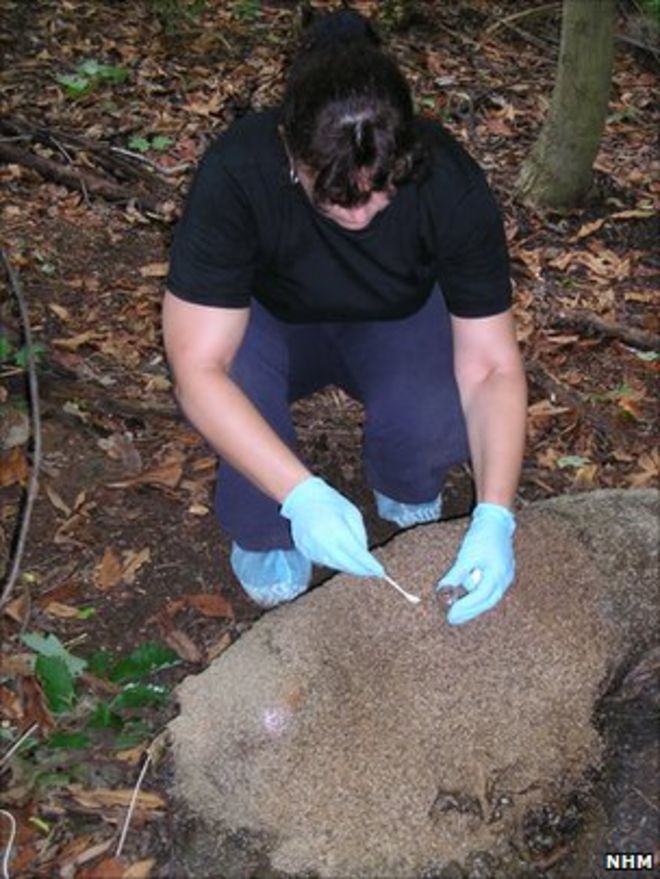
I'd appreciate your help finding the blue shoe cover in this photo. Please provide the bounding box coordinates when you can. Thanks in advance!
[374,490,442,528]
[230,543,312,608]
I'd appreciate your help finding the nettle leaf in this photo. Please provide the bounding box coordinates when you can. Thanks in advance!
[78,59,102,76]
[96,64,129,84]
[556,455,591,470]
[151,135,173,152]
[56,74,94,97]
[111,683,170,711]
[87,702,124,730]
[128,136,151,153]
[22,632,87,677]
[109,642,179,683]
[35,656,76,714]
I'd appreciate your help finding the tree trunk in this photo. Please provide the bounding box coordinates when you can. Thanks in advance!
[516,0,616,210]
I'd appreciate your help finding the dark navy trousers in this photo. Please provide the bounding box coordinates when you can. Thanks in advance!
[215,289,469,550]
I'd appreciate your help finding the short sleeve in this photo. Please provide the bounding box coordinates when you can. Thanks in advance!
[431,177,512,318]
[167,145,258,308]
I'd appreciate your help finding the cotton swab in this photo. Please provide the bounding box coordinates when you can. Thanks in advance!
[382,572,421,605]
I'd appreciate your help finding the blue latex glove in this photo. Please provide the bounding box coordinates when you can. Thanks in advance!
[281,476,384,577]
[436,503,516,626]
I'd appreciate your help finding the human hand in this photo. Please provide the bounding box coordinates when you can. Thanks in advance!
[281,476,384,577]
[436,503,516,625]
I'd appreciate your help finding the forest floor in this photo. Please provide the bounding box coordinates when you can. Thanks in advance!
[0,1,658,877]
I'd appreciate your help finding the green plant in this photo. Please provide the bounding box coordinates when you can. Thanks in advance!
[0,337,46,372]
[638,0,660,25]
[55,59,129,98]
[231,0,261,21]
[150,0,207,34]
[2,637,180,797]
[127,134,173,153]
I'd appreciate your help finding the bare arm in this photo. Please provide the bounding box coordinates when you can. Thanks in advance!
[451,310,527,509]
[162,291,311,503]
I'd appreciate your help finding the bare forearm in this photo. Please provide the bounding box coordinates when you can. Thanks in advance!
[175,370,311,503]
[459,366,527,509]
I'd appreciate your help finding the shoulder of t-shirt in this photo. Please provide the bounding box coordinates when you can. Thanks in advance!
[204,107,283,174]
[414,115,488,200]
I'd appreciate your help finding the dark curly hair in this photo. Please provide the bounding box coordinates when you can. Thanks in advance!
[281,10,427,208]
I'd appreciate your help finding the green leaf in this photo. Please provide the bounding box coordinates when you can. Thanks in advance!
[86,649,115,679]
[128,136,151,153]
[87,702,124,730]
[56,74,94,97]
[45,731,90,750]
[96,64,129,84]
[151,135,173,152]
[556,455,591,470]
[14,343,46,369]
[21,632,87,677]
[35,655,76,714]
[634,350,659,362]
[111,683,170,711]
[0,337,14,362]
[111,720,151,750]
[77,59,102,76]
[109,642,178,683]
[76,606,96,620]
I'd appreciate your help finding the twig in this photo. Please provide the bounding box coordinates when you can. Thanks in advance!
[0,723,38,767]
[0,142,163,213]
[0,252,42,611]
[550,310,660,352]
[115,751,153,858]
[485,3,560,35]
[527,360,625,444]
[0,810,16,879]
[489,19,559,52]
[108,146,192,177]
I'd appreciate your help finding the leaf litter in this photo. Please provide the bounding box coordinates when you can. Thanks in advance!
[0,0,657,875]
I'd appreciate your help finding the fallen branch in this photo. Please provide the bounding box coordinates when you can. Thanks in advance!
[0,141,164,213]
[0,252,42,611]
[550,310,660,352]
[485,3,560,35]
[527,360,626,444]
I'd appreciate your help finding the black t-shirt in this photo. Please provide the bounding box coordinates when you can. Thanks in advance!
[167,107,512,323]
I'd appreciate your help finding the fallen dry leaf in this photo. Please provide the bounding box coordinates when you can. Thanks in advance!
[0,653,34,676]
[2,595,28,624]
[185,592,234,619]
[59,838,114,876]
[45,484,72,516]
[79,855,125,879]
[123,859,156,879]
[0,446,28,487]
[68,785,165,811]
[108,459,183,490]
[0,684,23,722]
[95,546,124,591]
[121,547,151,586]
[114,746,144,765]
[163,592,234,620]
[43,601,81,619]
[23,675,54,731]
[52,331,102,351]
[163,628,203,663]
[139,261,169,278]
